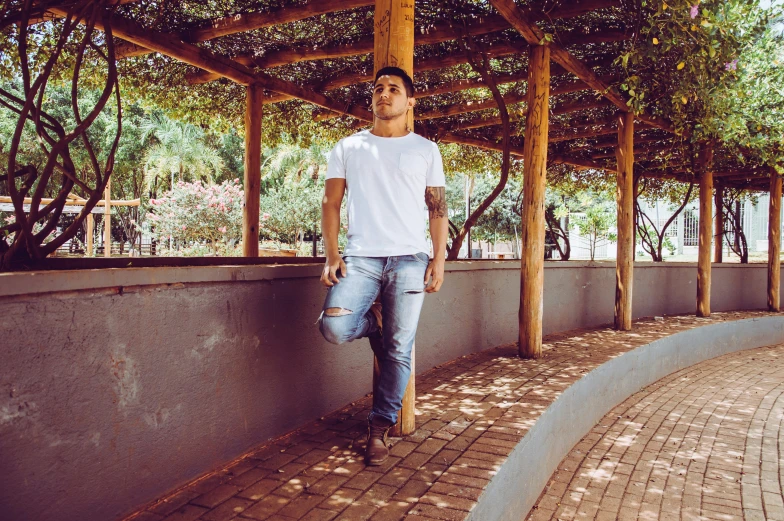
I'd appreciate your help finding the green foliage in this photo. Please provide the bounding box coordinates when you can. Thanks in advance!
[619,0,783,166]
[260,177,324,249]
[572,194,617,261]
[140,111,224,190]
[261,137,330,189]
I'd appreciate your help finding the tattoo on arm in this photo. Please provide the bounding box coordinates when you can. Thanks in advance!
[425,186,447,219]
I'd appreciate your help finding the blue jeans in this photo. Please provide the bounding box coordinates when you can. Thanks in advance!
[319,254,429,424]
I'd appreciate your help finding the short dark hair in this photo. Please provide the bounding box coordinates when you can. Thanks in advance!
[374,66,415,97]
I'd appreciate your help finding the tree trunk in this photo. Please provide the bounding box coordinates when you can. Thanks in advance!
[446,37,513,261]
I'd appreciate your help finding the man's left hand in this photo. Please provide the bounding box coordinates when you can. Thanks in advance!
[424,256,445,293]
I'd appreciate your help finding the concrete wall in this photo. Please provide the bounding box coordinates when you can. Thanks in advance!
[0,261,775,521]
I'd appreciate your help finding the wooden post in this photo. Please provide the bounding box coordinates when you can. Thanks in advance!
[86,213,94,257]
[374,0,415,435]
[104,178,111,258]
[714,184,724,263]
[519,44,550,358]
[614,112,634,330]
[373,345,415,437]
[768,168,781,312]
[696,143,714,317]
[374,0,414,130]
[243,84,263,257]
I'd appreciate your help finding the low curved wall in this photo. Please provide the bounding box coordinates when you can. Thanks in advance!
[467,315,784,521]
[0,261,777,521]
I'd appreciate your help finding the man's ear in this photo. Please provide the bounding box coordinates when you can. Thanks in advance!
[408,97,416,109]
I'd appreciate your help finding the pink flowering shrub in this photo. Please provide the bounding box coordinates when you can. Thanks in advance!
[147,179,244,247]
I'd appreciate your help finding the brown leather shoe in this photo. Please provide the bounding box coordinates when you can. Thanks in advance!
[365,417,393,466]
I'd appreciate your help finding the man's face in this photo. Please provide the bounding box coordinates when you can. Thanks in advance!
[372,75,415,121]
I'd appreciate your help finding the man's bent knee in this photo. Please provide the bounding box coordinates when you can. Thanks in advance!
[320,308,356,345]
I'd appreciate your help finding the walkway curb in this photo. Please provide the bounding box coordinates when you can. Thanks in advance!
[468,315,784,521]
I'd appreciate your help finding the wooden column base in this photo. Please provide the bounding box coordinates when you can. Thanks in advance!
[372,344,416,437]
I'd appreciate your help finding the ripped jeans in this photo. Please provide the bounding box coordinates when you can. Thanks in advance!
[319,254,429,425]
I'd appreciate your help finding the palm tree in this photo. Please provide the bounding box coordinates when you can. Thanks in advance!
[262,140,330,187]
[140,112,224,191]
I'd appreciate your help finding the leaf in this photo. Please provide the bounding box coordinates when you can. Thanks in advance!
[677,62,686,70]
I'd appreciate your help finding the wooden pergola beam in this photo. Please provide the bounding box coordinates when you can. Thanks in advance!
[115,41,149,59]
[550,114,618,133]
[441,133,525,157]
[569,132,668,150]
[417,91,526,120]
[713,169,767,179]
[431,96,611,131]
[551,155,611,172]
[48,8,256,85]
[317,49,613,92]
[230,27,629,72]
[637,161,689,172]
[185,0,375,42]
[446,112,522,132]
[549,120,655,143]
[639,171,694,183]
[552,98,613,116]
[416,71,528,98]
[317,73,614,124]
[188,25,624,85]
[29,0,142,25]
[591,143,676,160]
[191,41,529,87]
[52,8,373,122]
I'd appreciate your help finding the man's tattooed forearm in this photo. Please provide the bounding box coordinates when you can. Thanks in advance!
[425,187,447,219]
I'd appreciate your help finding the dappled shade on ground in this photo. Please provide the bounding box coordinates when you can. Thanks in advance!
[126,311,772,521]
[529,343,784,521]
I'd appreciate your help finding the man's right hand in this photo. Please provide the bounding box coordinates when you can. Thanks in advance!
[321,257,347,287]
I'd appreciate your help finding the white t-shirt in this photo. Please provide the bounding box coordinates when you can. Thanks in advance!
[326,129,446,257]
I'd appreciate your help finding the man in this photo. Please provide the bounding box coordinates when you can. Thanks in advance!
[318,66,448,466]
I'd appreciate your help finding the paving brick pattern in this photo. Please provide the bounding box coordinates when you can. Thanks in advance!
[528,340,784,521]
[125,312,772,521]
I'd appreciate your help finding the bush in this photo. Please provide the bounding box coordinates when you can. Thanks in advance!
[147,179,243,250]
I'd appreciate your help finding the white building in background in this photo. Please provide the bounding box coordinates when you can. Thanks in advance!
[566,194,781,261]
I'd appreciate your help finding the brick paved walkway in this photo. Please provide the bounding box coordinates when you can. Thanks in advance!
[125,312,773,521]
[528,342,784,521]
